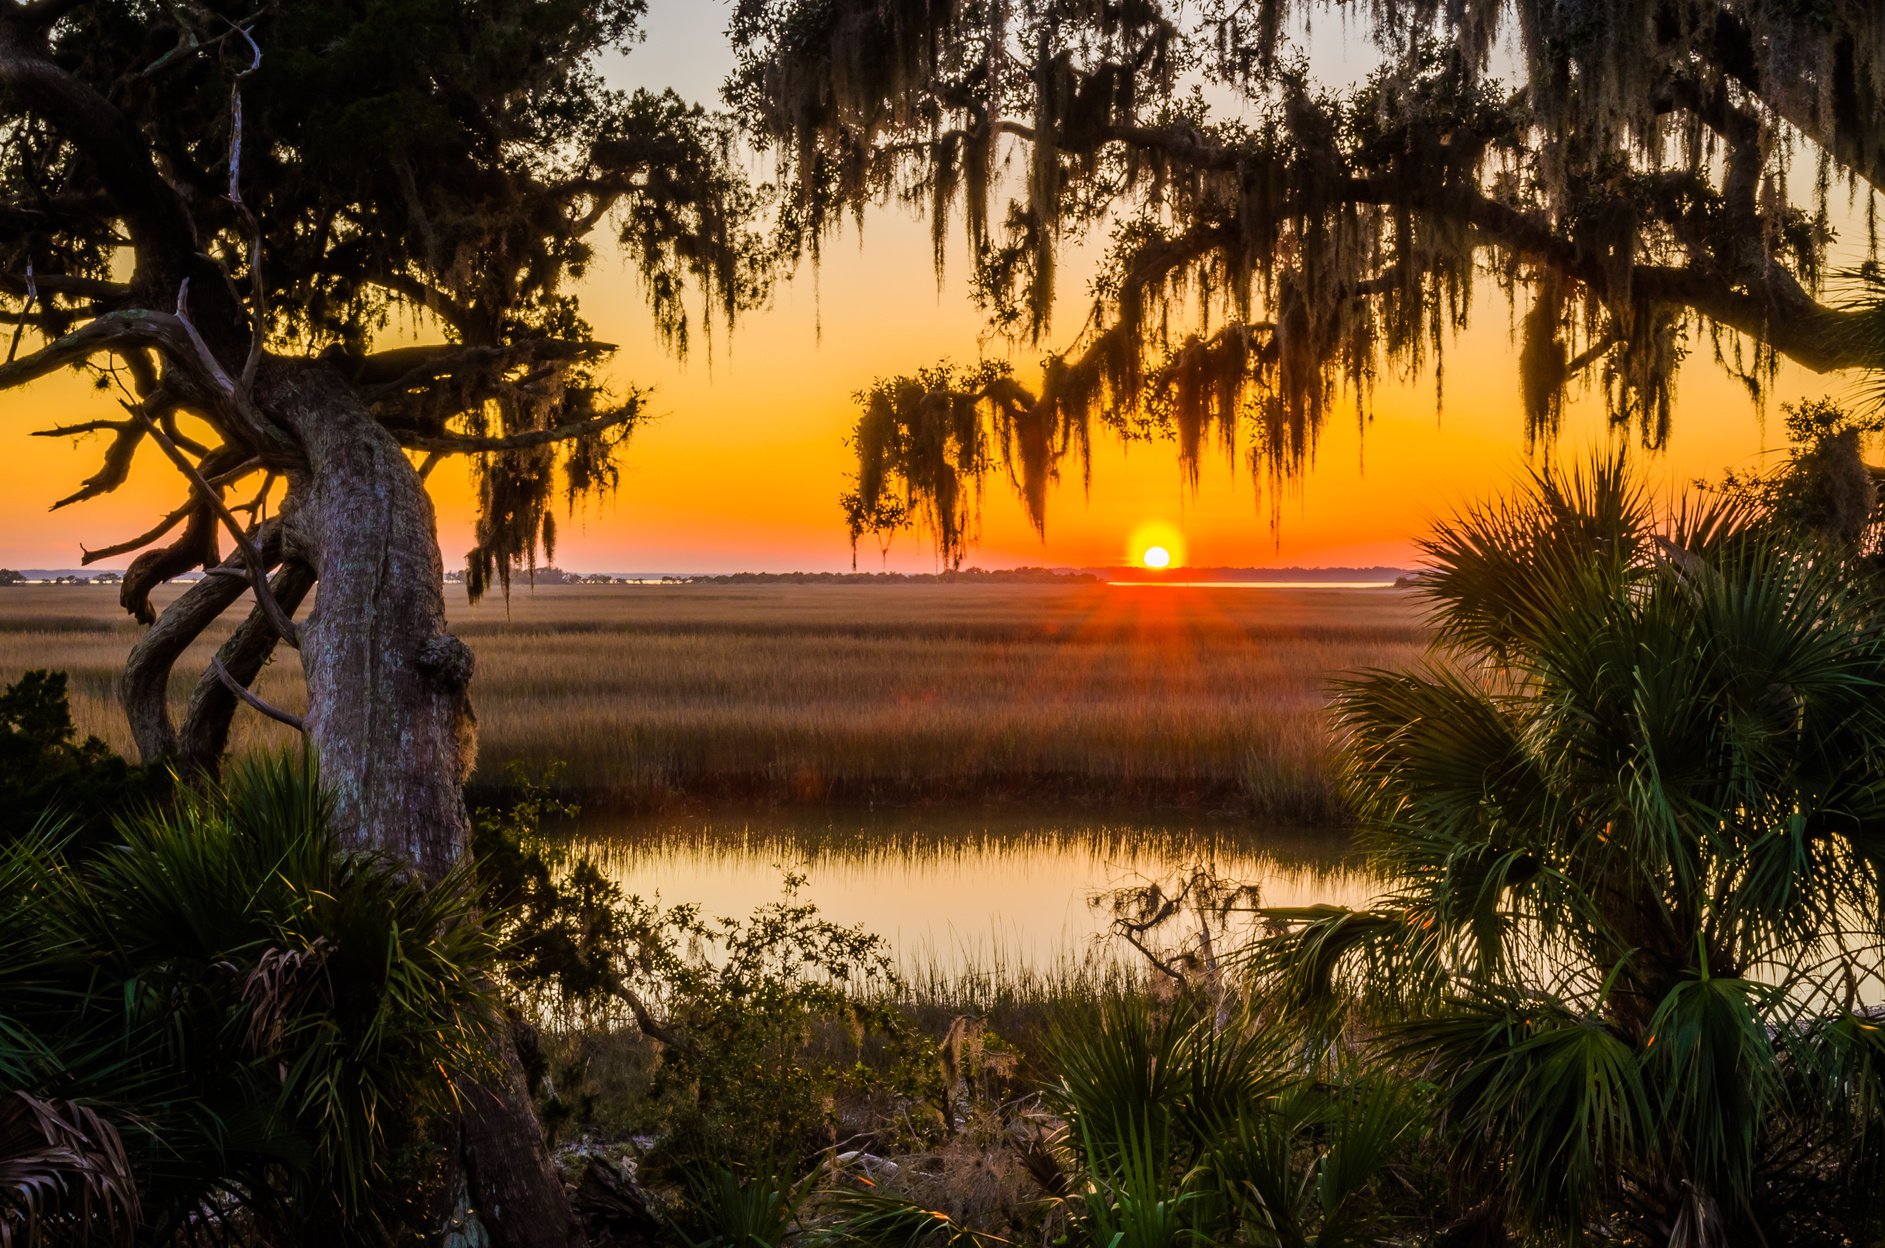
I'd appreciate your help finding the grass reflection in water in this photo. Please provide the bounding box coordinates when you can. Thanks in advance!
[568,809,1379,987]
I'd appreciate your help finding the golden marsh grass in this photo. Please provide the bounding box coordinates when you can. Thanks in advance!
[0,581,1428,818]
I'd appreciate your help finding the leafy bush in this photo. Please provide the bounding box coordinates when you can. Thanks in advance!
[635,875,941,1180]
[472,771,943,1189]
[0,669,157,845]
[813,997,1425,1248]
[1050,998,1420,1248]
[0,752,500,1244]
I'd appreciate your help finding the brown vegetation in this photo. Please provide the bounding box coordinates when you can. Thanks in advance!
[0,582,1425,819]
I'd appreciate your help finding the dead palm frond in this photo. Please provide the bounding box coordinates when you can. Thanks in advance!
[0,1092,138,1248]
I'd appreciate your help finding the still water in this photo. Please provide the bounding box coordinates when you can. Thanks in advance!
[570,809,1380,978]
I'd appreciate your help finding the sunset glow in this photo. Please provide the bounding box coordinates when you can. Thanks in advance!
[1142,545,1171,569]
[0,3,1842,575]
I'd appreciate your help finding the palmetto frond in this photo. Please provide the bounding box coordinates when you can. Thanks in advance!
[0,751,501,1240]
[1262,452,1885,1237]
[0,1092,139,1248]
[1393,988,1648,1235]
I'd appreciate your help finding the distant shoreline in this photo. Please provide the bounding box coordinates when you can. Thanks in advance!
[442,564,1421,587]
[3,564,1421,588]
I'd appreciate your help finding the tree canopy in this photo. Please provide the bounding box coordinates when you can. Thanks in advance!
[6,0,765,597]
[0,0,774,852]
[725,0,1885,563]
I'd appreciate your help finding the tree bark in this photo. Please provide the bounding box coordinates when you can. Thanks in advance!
[121,541,266,763]
[260,360,585,1248]
[262,363,476,877]
[177,559,316,772]
[462,1031,591,1248]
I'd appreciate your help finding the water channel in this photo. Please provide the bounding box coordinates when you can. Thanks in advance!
[571,808,1380,981]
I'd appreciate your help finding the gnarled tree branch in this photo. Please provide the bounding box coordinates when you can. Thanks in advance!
[119,530,279,763]
[178,558,315,769]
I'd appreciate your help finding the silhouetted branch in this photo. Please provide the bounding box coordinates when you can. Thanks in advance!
[207,654,304,733]
[128,401,298,648]
[392,403,639,454]
[353,339,613,389]
[80,499,192,564]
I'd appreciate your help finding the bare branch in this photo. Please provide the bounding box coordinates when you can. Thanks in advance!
[392,403,640,454]
[365,272,481,339]
[80,499,191,564]
[172,278,236,394]
[120,501,219,624]
[225,24,266,393]
[206,654,304,733]
[128,401,299,647]
[46,418,142,509]
[0,271,128,302]
[0,308,185,391]
[160,407,209,456]
[32,417,126,437]
[352,339,613,389]
[178,557,314,770]
[120,547,253,760]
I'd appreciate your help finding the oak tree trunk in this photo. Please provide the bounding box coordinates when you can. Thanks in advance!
[264,364,475,873]
[259,361,586,1248]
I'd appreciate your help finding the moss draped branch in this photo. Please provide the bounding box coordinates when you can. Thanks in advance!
[735,0,1885,558]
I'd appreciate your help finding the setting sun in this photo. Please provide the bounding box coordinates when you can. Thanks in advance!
[1125,521,1186,568]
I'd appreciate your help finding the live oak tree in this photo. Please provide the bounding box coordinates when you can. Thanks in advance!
[0,1,762,1244]
[724,0,1885,562]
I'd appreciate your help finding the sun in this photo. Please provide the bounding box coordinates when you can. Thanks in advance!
[1125,521,1186,569]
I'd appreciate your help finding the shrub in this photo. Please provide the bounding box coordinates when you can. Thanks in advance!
[1256,453,1885,1241]
[472,771,943,1191]
[0,752,500,1244]
[0,669,157,845]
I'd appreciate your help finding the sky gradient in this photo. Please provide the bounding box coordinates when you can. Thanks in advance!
[0,3,1860,574]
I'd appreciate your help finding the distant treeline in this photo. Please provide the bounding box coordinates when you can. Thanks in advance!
[442,566,1104,585]
[435,564,1418,586]
[1101,565,1416,582]
[688,567,1101,584]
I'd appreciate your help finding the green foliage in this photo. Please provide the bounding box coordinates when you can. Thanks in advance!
[676,1165,815,1248]
[633,876,939,1181]
[0,670,157,846]
[1037,998,1420,1248]
[1717,397,1884,552]
[841,362,1033,568]
[1254,453,1885,1240]
[473,762,634,1019]
[472,771,941,1184]
[0,752,500,1244]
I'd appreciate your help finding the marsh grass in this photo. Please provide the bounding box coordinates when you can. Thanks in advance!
[0,582,1425,817]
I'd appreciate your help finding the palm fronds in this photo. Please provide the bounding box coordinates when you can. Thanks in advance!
[0,751,501,1241]
[0,1092,138,1248]
[1253,452,1885,1237]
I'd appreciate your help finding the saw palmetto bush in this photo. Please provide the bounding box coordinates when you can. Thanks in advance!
[818,996,1423,1248]
[1048,999,1421,1248]
[0,753,500,1245]
[1254,454,1885,1244]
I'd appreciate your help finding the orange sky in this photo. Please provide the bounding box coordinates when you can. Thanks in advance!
[0,4,1864,574]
